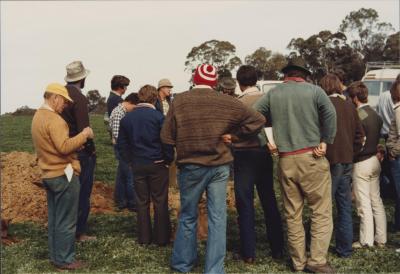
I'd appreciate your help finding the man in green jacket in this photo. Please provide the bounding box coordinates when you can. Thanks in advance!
[254,58,337,273]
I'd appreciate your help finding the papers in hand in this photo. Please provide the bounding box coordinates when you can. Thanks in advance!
[264,127,276,147]
[64,163,73,182]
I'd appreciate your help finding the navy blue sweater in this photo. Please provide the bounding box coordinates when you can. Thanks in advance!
[107,92,123,116]
[117,105,174,165]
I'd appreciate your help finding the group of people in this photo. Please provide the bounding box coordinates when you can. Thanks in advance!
[30,58,400,273]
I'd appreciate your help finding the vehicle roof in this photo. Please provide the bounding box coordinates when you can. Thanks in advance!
[362,69,400,80]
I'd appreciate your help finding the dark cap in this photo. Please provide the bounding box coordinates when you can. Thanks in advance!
[281,57,311,76]
[219,77,236,89]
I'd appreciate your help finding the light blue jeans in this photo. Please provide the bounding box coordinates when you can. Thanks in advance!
[171,164,229,274]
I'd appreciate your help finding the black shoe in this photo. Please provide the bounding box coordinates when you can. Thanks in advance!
[232,253,255,264]
[271,250,283,259]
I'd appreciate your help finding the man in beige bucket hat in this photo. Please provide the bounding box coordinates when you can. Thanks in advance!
[155,78,173,116]
[61,60,97,243]
[32,83,94,270]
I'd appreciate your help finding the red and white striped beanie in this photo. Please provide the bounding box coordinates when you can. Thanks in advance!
[193,64,218,87]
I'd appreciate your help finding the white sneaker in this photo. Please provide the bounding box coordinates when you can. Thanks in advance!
[352,241,370,249]
[396,248,400,253]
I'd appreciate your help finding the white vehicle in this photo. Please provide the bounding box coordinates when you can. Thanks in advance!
[256,80,283,94]
[362,62,400,108]
[234,80,283,96]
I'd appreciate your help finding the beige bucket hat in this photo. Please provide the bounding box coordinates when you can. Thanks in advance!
[64,61,90,82]
[157,78,173,90]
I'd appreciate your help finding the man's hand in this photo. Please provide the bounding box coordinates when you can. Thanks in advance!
[313,142,327,157]
[376,144,386,162]
[221,134,232,144]
[267,143,279,156]
[82,127,94,139]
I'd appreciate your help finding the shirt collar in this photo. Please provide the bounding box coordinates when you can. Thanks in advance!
[111,90,121,96]
[328,93,347,100]
[237,86,259,98]
[358,103,369,109]
[283,77,306,83]
[394,102,400,109]
[193,84,213,89]
[41,103,54,112]
[137,103,156,109]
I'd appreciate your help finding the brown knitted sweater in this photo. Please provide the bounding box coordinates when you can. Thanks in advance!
[161,87,265,166]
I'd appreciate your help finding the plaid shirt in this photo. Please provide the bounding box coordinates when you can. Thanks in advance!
[109,103,127,141]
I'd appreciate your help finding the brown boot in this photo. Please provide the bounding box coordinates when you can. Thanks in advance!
[76,234,97,242]
[54,260,87,271]
[305,263,335,273]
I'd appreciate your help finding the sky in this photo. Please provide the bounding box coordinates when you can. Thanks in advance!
[1,0,399,114]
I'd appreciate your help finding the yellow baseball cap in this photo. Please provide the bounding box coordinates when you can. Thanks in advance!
[45,83,73,102]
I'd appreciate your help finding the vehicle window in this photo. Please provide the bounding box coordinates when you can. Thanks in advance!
[262,84,278,93]
[383,81,393,92]
[363,81,381,96]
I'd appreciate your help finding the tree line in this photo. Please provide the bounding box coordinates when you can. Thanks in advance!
[185,8,399,84]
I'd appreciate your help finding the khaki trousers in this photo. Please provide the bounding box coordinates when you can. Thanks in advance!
[278,152,333,271]
[352,156,387,246]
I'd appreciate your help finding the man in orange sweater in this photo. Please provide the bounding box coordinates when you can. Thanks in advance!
[31,83,93,271]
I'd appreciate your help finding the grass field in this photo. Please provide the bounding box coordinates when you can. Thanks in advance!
[1,114,400,273]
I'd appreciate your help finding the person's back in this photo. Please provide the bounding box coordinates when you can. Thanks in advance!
[121,106,168,164]
[326,97,364,164]
[262,80,336,152]
[107,93,123,116]
[164,87,264,166]
[376,90,394,137]
[356,105,383,162]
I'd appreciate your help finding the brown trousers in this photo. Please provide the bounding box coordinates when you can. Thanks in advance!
[133,163,171,245]
[278,152,333,270]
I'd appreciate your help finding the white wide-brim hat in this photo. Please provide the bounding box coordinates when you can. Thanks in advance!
[64,61,90,82]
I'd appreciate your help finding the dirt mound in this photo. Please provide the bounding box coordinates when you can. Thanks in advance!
[1,152,115,224]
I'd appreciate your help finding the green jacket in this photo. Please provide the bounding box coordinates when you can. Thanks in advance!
[254,80,337,153]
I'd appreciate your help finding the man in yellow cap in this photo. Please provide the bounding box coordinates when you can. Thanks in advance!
[31,83,94,271]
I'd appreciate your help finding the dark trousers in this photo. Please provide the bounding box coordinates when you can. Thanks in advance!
[233,149,284,258]
[331,163,353,257]
[76,151,96,236]
[133,162,171,245]
[390,157,400,231]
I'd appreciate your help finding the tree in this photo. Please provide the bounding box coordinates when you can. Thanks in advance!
[244,47,287,80]
[184,40,242,75]
[288,30,364,82]
[339,8,394,62]
[383,31,400,61]
[86,90,106,114]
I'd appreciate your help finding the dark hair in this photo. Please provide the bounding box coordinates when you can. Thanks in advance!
[390,80,400,103]
[67,78,85,88]
[111,75,130,90]
[396,74,400,81]
[319,74,342,95]
[347,81,368,103]
[124,92,140,104]
[138,85,158,104]
[286,69,308,79]
[236,65,257,86]
[331,68,346,83]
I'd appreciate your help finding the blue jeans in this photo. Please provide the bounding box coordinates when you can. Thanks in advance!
[171,164,229,274]
[76,151,96,235]
[330,163,353,257]
[114,146,136,208]
[233,149,283,258]
[43,175,80,266]
[390,157,400,231]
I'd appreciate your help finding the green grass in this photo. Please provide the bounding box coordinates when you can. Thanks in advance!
[1,114,400,273]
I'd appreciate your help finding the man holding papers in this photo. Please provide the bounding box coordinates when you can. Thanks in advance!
[31,83,93,271]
